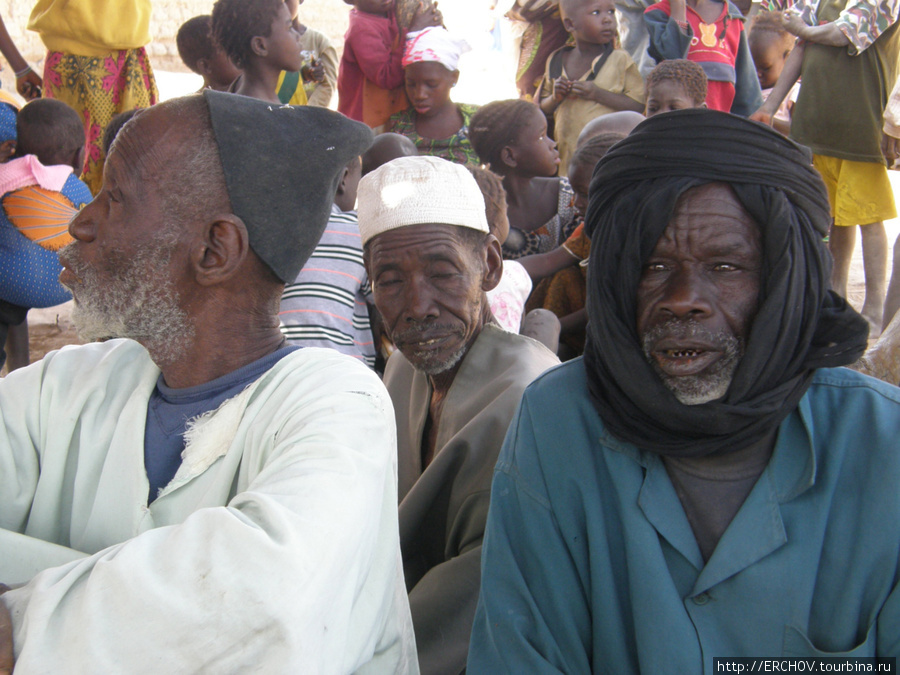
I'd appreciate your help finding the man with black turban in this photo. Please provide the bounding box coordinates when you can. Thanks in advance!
[0,91,418,673]
[468,109,900,671]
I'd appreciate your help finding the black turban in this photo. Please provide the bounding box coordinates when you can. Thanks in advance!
[583,109,869,457]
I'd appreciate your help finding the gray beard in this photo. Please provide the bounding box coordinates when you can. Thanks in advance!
[641,319,744,406]
[59,228,194,367]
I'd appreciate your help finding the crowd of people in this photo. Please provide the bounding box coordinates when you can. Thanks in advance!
[1,0,900,671]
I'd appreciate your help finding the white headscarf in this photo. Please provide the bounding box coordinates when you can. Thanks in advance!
[402,27,471,72]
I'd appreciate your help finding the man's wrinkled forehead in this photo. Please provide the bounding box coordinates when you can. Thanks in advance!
[108,108,204,197]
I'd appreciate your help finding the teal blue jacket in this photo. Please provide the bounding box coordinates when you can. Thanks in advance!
[468,363,900,673]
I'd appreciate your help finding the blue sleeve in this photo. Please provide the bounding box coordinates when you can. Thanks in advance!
[467,394,592,674]
[643,7,692,63]
[60,174,93,208]
[0,214,71,308]
[730,29,764,116]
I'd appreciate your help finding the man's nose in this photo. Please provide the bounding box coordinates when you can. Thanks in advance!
[403,277,439,323]
[657,266,713,320]
[68,205,96,242]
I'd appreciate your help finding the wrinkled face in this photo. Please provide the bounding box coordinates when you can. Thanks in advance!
[59,108,195,365]
[645,80,702,117]
[404,61,458,118]
[636,183,762,405]
[750,33,789,89]
[563,0,617,44]
[367,224,492,376]
[508,106,560,177]
[567,158,592,219]
[265,2,303,72]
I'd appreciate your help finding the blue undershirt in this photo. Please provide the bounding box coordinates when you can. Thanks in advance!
[143,345,299,503]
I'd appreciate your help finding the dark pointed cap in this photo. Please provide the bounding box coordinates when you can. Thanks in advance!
[203,90,373,283]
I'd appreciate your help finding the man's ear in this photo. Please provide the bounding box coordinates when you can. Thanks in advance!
[190,213,251,286]
[481,234,503,292]
[336,165,351,197]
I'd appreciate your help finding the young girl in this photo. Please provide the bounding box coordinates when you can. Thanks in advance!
[469,99,578,259]
[748,11,797,136]
[387,26,479,166]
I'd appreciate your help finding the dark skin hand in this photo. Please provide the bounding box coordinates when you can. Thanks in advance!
[0,585,12,675]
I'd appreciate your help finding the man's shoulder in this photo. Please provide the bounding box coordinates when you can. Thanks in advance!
[808,366,900,405]
[472,325,560,381]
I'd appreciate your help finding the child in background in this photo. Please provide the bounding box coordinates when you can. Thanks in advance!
[280,155,378,368]
[470,99,578,259]
[526,132,624,357]
[212,0,307,105]
[644,0,761,115]
[176,15,241,92]
[538,0,645,176]
[0,99,92,370]
[284,0,338,107]
[388,26,479,166]
[748,11,797,135]
[644,58,707,115]
[473,165,563,353]
[361,132,419,176]
[338,0,443,127]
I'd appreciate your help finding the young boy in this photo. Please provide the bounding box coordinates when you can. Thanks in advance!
[643,0,762,115]
[337,0,442,127]
[0,99,92,369]
[211,0,307,105]
[748,10,798,135]
[176,15,241,92]
[284,0,338,108]
[644,58,708,115]
[538,0,645,176]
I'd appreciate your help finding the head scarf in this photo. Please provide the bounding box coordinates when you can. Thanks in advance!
[357,156,487,245]
[402,27,470,72]
[203,90,373,283]
[583,109,868,457]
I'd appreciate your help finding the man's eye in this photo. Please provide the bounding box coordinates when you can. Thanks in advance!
[713,263,739,271]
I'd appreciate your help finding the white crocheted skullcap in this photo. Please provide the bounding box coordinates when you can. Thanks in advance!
[357,155,488,245]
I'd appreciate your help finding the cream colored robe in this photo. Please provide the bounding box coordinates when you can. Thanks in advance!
[384,325,559,675]
[0,339,418,674]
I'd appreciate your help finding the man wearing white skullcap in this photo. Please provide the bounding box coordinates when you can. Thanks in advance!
[359,156,559,674]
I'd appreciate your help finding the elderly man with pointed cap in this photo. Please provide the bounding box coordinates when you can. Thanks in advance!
[0,91,418,673]
[468,109,900,671]
[358,156,558,674]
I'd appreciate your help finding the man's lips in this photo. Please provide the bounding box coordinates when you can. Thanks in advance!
[649,340,723,376]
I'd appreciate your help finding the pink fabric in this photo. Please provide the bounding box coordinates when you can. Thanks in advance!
[487,260,533,334]
[0,155,73,197]
[402,27,469,71]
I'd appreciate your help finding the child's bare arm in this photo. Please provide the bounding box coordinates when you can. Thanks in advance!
[569,81,645,112]
[518,245,581,283]
[750,40,804,125]
[540,78,572,115]
[783,10,850,47]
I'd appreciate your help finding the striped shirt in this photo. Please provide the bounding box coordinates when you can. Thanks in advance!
[279,205,376,367]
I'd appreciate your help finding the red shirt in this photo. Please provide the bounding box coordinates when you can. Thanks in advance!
[337,8,405,122]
